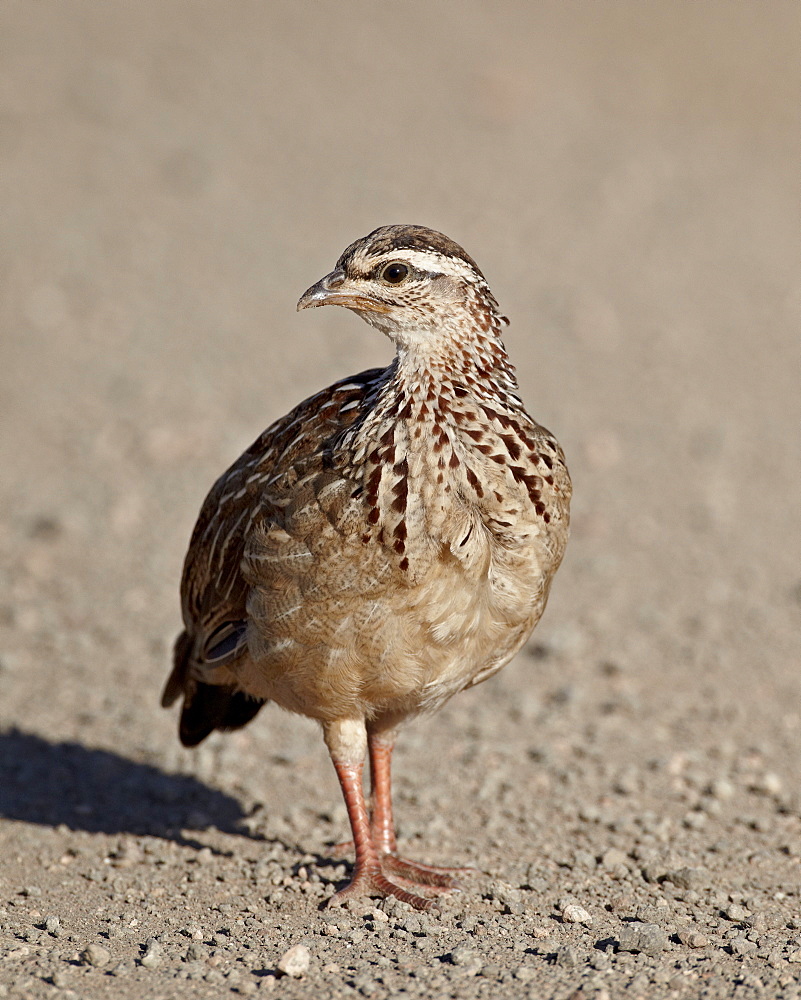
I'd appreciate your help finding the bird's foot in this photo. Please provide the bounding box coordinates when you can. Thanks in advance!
[323,853,474,912]
[325,863,440,912]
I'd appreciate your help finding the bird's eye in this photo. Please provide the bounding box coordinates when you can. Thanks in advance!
[379,262,410,285]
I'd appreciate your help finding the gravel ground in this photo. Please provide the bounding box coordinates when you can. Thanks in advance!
[1,4,799,999]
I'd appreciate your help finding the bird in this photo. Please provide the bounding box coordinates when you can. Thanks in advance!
[162,225,571,910]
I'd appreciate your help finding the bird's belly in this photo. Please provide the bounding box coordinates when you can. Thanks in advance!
[383,542,548,714]
[244,534,548,722]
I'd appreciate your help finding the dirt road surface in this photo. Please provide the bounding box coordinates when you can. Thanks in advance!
[1,4,799,998]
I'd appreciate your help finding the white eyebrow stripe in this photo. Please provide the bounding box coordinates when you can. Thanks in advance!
[366,248,471,278]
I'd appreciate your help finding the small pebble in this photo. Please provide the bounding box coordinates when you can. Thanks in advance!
[562,904,593,925]
[677,929,709,948]
[277,944,311,978]
[140,938,162,969]
[754,772,783,796]
[489,880,521,907]
[81,943,111,967]
[185,942,207,961]
[709,778,735,801]
[642,863,668,884]
[555,944,578,967]
[730,935,758,957]
[450,944,482,975]
[666,867,706,890]
[724,904,749,922]
[617,922,667,957]
[450,943,476,964]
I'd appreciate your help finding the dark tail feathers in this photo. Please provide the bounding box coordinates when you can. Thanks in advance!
[163,630,266,748]
[178,683,266,747]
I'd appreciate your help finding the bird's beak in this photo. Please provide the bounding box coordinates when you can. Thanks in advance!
[297,269,390,314]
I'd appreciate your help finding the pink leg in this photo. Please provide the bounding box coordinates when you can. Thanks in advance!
[367,732,398,854]
[326,759,440,911]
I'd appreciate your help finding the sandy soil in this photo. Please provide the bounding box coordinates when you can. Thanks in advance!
[1,3,799,998]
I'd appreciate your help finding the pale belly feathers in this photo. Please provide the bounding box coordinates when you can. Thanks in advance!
[236,480,559,725]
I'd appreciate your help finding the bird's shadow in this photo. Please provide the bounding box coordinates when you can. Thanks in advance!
[0,728,251,845]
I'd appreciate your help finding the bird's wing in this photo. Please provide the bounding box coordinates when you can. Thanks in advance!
[167,368,388,690]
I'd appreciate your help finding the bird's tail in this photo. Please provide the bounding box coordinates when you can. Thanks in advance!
[161,630,266,748]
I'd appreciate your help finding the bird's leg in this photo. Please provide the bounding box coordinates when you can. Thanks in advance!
[367,728,475,889]
[323,719,440,911]
[323,732,397,858]
[366,730,398,855]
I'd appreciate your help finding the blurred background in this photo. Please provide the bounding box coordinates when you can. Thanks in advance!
[1,1,798,827]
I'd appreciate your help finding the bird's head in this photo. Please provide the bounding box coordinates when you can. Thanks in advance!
[297,225,508,354]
